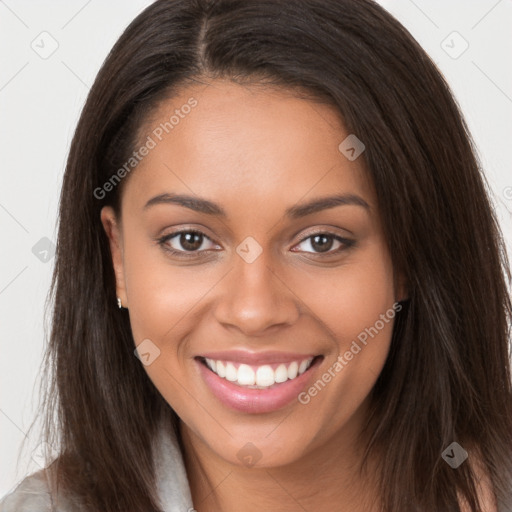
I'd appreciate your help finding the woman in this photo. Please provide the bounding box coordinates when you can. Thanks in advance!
[1,0,511,511]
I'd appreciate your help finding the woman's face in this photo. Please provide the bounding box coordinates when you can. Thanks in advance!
[101,79,402,469]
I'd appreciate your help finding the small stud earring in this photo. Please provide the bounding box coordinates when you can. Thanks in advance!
[117,297,122,309]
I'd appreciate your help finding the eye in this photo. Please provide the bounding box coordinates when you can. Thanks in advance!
[156,228,355,259]
[292,232,355,255]
[157,229,219,257]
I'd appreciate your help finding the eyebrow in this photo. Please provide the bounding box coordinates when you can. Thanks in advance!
[143,192,370,218]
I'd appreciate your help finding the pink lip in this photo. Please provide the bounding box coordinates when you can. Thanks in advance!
[199,350,317,365]
[196,356,322,414]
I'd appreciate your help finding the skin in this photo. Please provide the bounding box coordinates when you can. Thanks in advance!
[101,79,407,512]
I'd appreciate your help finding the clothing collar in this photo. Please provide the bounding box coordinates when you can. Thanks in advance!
[152,421,194,511]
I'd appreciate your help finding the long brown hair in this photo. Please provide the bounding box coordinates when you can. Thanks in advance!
[21,0,512,510]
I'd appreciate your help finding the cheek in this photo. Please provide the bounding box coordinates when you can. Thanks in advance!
[300,246,395,346]
[120,236,203,415]
[294,243,396,403]
[121,233,205,345]
[120,234,220,411]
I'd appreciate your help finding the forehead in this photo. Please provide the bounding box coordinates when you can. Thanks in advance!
[121,79,374,217]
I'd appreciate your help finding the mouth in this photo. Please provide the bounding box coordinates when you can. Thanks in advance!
[197,355,319,388]
[195,353,324,414]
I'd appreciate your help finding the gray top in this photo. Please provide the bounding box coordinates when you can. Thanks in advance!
[0,425,194,511]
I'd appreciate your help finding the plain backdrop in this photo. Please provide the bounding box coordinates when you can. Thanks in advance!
[1,0,511,497]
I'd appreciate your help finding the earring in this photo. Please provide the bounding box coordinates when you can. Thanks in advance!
[117,297,122,309]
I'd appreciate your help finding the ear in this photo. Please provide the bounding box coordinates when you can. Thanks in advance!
[100,206,128,308]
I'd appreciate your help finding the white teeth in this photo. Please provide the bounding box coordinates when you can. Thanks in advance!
[287,361,299,379]
[225,362,238,382]
[204,357,315,388]
[205,358,217,373]
[274,364,288,383]
[216,360,226,378]
[237,364,255,385]
[256,365,275,387]
[298,359,310,375]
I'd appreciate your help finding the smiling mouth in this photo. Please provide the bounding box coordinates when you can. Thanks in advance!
[196,355,323,389]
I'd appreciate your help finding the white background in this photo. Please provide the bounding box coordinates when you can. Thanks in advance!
[1,0,511,497]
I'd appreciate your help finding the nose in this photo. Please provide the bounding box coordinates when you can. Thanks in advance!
[212,249,300,337]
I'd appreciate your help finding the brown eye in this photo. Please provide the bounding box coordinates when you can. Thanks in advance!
[292,232,355,255]
[157,229,219,256]
[309,234,334,253]
[178,231,204,251]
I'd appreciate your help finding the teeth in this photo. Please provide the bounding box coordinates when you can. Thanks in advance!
[274,364,288,383]
[204,357,315,388]
[225,362,238,382]
[237,364,255,385]
[287,361,298,379]
[256,365,275,386]
[216,361,226,378]
[205,359,217,373]
[298,359,310,375]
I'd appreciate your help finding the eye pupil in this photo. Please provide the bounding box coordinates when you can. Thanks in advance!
[181,232,202,251]
[311,234,333,253]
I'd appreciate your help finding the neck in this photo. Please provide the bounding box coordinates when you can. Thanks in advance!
[179,405,381,512]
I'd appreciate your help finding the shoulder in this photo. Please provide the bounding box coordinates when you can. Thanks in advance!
[0,469,52,511]
[0,469,81,512]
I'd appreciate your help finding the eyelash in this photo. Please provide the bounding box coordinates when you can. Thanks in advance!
[156,229,356,259]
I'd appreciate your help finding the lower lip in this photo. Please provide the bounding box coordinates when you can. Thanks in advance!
[196,357,322,414]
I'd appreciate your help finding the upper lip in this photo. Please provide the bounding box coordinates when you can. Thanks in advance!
[197,350,319,365]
